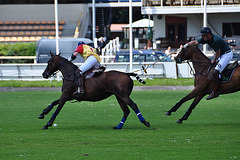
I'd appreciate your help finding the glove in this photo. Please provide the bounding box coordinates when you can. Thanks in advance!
[183,43,189,49]
[68,54,76,61]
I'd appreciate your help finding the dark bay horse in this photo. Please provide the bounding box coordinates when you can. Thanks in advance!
[165,45,240,124]
[39,52,150,129]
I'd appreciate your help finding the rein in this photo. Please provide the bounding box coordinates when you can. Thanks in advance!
[186,60,210,77]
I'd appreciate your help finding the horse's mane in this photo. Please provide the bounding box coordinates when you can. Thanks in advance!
[192,45,211,63]
[58,55,78,69]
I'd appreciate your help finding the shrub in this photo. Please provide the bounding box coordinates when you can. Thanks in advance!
[0,42,36,63]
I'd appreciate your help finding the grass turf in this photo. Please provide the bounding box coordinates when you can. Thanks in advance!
[0,90,239,159]
[0,78,194,87]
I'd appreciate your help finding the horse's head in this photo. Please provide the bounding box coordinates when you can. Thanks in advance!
[175,45,191,64]
[42,51,62,79]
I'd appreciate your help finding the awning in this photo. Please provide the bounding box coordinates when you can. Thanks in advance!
[122,18,154,28]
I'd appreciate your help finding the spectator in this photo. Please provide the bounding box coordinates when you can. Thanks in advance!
[165,46,172,59]
[98,37,106,55]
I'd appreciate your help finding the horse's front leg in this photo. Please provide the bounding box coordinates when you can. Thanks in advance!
[42,95,70,130]
[38,99,60,119]
[176,94,205,124]
[165,88,199,116]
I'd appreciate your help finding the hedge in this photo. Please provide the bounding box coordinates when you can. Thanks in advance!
[0,42,36,63]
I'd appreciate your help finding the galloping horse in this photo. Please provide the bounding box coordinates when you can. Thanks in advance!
[39,52,150,129]
[165,45,240,124]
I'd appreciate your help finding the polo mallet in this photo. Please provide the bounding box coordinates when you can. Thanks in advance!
[134,50,179,74]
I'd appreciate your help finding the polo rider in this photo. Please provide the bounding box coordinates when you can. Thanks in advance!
[68,41,101,95]
[186,27,233,100]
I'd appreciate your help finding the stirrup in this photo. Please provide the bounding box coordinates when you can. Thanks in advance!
[206,92,219,100]
[73,88,85,95]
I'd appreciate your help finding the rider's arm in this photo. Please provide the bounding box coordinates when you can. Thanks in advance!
[68,45,83,61]
[68,52,78,61]
[183,40,198,48]
[212,50,221,64]
[188,40,198,46]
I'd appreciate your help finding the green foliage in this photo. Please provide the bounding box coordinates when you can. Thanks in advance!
[1,91,240,159]
[0,42,36,63]
[146,26,153,41]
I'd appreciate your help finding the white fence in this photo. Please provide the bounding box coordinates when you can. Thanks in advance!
[0,62,194,80]
[101,37,120,63]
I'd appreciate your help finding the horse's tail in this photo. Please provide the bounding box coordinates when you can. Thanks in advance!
[127,73,146,84]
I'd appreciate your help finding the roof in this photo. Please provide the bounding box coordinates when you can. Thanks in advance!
[123,18,154,28]
[110,24,127,32]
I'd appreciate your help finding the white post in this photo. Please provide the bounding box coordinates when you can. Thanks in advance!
[54,0,60,81]
[92,0,96,47]
[129,0,133,72]
[54,0,59,55]
[203,0,207,54]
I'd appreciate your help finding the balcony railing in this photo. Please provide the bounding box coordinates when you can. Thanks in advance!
[142,0,240,7]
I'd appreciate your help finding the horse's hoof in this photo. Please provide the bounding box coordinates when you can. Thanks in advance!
[38,114,44,119]
[176,119,183,124]
[112,126,122,130]
[165,111,171,116]
[41,125,48,130]
[142,121,151,127]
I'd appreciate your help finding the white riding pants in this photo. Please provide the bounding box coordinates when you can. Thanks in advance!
[79,55,100,73]
[215,50,233,73]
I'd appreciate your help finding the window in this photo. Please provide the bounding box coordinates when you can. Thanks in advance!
[223,23,240,37]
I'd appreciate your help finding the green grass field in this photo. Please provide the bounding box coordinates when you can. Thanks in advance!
[0,78,194,87]
[1,90,240,160]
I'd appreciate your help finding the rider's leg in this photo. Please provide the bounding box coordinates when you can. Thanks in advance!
[206,51,233,100]
[206,69,220,100]
[73,69,85,95]
[74,56,100,95]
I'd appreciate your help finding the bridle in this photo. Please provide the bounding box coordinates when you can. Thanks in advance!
[46,56,78,81]
[177,48,211,77]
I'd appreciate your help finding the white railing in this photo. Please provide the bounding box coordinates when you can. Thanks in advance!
[143,0,240,7]
[0,62,195,81]
[101,37,120,63]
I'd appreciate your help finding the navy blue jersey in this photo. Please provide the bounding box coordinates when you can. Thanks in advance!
[197,34,230,55]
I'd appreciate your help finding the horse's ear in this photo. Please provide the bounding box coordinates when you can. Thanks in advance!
[59,52,61,56]
[50,51,54,57]
[188,37,192,42]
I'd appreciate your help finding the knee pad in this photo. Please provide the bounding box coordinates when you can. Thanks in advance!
[75,69,81,78]
[212,69,220,81]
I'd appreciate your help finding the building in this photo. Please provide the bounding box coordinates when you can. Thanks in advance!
[141,0,240,48]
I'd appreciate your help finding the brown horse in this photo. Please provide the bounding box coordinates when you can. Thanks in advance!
[165,45,240,123]
[39,52,150,129]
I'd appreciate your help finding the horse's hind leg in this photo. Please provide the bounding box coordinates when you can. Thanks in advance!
[113,97,130,129]
[121,97,150,128]
[38,99,60,119]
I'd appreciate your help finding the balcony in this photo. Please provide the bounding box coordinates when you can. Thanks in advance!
[142,0,240,14]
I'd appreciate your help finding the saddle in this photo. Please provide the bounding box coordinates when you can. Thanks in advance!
[208,61,238,82]
[84,66,106,79]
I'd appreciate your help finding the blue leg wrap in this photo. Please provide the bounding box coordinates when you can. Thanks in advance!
[135,109,145,122]
[116,117,127,129]
[51,113,56,118]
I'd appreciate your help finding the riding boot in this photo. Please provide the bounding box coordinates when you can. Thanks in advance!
[73,71,85,95]
[78,74,85,94]
[206,81,220,100]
